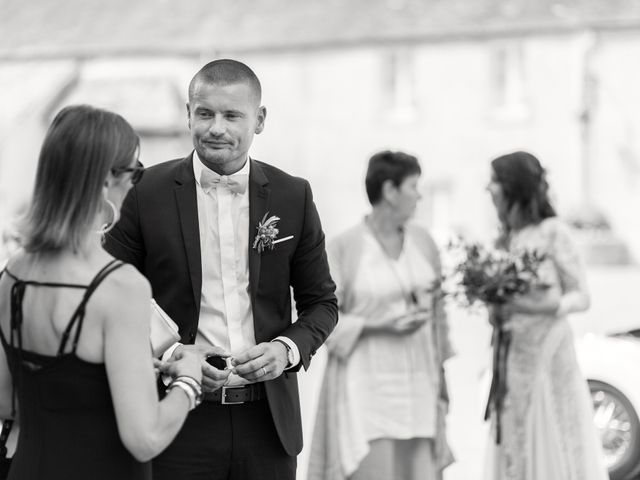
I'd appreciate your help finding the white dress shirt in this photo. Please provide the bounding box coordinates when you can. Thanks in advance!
[164,152,298,385]
[193,153,254,369]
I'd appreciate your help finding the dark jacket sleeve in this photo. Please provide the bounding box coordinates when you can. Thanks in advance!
[103,187,146,271]
[282,180,338,370]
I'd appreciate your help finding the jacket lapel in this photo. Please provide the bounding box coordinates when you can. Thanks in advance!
[248,159,271,307]
[174,153,202,312]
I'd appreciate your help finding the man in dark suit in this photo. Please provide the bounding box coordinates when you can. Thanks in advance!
[104,59,338,480]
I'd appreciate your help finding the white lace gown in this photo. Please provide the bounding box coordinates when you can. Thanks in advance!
[483,218,608,480]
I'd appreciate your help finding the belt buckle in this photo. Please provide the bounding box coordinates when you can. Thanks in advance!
[221,386,245,405]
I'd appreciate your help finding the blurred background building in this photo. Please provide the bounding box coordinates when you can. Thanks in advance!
[2,0,640,260]
[1,1,640,478]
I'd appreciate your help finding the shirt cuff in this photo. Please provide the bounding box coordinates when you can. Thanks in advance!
[160,342,182,386]
[273,336,300,369]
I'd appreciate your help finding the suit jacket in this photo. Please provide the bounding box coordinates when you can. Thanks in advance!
[103,154,338,456]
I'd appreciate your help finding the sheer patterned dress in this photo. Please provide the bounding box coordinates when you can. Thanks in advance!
[483,218,608,480]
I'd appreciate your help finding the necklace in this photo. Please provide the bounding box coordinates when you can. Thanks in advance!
[365,217,419,307]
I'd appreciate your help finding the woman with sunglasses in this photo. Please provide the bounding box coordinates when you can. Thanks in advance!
[0,105,203,480]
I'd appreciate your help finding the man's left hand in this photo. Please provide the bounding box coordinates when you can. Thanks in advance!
[232,342,288,382]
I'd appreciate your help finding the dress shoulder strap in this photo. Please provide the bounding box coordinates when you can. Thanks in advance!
[57,259,126,355]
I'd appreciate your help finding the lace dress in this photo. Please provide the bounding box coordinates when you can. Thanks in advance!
[484,218,608,480]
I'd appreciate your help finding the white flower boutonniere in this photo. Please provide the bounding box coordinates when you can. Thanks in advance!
[253,212,281,253]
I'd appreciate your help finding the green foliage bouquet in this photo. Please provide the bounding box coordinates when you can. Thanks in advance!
[445,238,548,444]
[447,239,547,311]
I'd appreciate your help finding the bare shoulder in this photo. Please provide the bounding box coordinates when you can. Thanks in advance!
[101,263,150,301]
[90,263,151,324]
[104,262,149,290]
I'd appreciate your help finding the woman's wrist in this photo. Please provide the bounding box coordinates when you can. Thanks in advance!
[167,376,203,411]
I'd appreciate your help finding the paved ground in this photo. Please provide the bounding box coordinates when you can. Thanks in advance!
[296,266,640,480]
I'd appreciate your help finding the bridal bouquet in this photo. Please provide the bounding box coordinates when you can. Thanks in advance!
[445,238,547,444]
[446,239,547,311]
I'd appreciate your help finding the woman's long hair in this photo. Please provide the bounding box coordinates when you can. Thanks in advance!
[20,105,139,253]
[491,151,556,245]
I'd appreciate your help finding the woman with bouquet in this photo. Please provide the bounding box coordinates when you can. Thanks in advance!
[0,105,206,479]
[308,151,454,480]
[483,151,607,480]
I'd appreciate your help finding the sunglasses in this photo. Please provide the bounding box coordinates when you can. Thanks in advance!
[112,160,145,185]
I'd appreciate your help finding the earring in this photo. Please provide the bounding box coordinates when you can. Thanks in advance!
[96,198,120,235]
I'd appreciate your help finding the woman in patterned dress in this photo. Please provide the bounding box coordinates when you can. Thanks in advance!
[483,151,608,480]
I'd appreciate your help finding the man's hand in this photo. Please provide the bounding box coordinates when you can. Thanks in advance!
[232,342,288,382]
[172,344,232,393]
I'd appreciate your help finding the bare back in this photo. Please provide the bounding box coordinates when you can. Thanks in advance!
[0,249,143,363]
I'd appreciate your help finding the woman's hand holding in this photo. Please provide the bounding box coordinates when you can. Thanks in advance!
[391,309,432,334]
[156,349,203,384]
[509,288,561,316]
[489,287,561,326]
[488,303,515,330]
[173,349,204,382]
[366,308,432,335]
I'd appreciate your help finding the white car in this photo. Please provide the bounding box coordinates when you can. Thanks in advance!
[577,330,640,480]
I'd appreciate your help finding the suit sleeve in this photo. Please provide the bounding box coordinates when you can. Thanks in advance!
[282,180,338,370]
[103,186,146,271]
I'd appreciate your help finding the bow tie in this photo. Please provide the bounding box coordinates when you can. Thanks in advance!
[200,168,248,195]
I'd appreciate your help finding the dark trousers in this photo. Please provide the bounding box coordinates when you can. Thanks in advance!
[152,399,296,480]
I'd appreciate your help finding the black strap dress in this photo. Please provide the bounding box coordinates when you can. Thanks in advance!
[0,260,151,480]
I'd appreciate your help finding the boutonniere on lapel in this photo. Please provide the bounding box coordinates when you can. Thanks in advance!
[252,212,294,254]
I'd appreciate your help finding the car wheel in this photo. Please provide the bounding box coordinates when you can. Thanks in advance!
[589,380,640,480]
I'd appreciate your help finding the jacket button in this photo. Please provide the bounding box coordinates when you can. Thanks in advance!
[189,332,195,342]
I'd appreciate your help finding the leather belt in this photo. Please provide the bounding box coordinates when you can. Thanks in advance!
[203,383,266,405]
